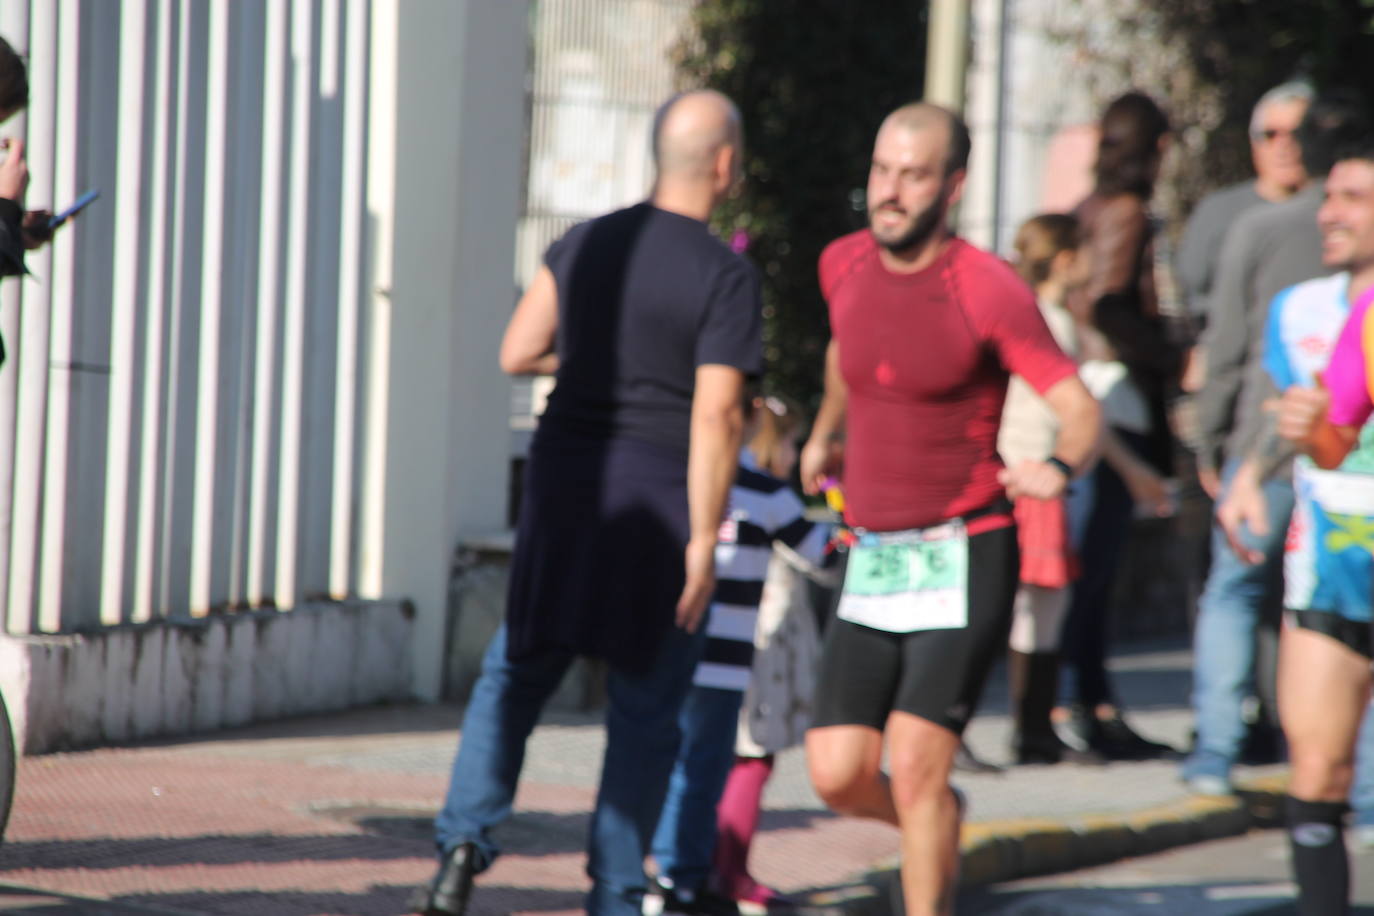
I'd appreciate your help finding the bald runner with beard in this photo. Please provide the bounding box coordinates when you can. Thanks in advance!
[799,102,1102,916]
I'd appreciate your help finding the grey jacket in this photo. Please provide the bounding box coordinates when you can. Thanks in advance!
[1195,183,1326,472]
[1175,181,1265,322]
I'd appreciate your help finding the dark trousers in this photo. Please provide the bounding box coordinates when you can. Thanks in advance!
[1059,435,1140,709]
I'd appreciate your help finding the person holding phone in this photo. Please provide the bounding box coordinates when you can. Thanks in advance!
[0,35,62,368]
[0,36,55,282]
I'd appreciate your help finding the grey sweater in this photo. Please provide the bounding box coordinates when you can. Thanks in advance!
[1175,181,1265,321]
[1195,183,1327,472]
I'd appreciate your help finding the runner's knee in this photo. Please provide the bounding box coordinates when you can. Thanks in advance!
[1288,748,1355,800]
[887,748,952,811]
[807,742,880,812]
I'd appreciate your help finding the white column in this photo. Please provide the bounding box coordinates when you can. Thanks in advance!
[0,0,29,634]
[361,0,528,700]
[100,0,149,626]
[925,0,971,111]
[329,0,369,599]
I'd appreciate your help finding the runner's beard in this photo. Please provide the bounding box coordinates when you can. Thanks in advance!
[869,194,948,254]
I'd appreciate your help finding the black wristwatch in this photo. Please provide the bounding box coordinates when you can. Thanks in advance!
[1045,455,1074,480]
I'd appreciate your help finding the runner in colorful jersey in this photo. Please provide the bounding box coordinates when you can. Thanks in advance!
[797,102,1102,916]
[1265,276,1374,633]
[1244,141,1374,916]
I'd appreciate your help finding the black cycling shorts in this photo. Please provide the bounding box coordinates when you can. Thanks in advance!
[810,522,1019,735]
[1290,608,1373,660]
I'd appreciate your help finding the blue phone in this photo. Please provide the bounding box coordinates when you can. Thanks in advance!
[47,189,99,230]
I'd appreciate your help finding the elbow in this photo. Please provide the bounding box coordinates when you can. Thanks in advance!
[498,342,538,376]
[699,401,746,444]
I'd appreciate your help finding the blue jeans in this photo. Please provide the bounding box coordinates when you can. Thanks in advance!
[1356,702,1374,826]
[1184,460,1293,778]
[434,620,706,916]
[650,684,744,889]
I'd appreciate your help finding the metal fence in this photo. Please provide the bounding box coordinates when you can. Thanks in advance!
[510,0,694,452]
[0,0,376,634]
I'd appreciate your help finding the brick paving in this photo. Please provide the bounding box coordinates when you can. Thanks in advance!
[0,638,1284,915]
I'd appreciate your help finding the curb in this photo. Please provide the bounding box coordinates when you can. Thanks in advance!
[803,774,1288,915]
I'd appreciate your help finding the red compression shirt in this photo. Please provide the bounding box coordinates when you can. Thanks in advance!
[821,232,1077,533]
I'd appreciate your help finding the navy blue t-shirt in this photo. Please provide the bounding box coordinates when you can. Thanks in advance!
[537,202,763,455]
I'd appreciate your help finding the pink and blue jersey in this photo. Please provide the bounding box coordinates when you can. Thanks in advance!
[1323,286,1374,431]
[1270,275,1374,621]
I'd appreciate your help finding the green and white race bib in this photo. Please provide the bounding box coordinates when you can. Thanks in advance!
[836,521,969,633]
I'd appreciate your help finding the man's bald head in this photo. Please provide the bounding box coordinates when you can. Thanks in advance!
[878,102,970,177]
[652,90,743,179]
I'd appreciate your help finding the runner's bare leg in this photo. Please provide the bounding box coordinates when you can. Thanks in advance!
[887,711,961,916]
[806,725,899,824]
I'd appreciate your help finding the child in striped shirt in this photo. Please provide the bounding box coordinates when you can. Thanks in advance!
[646,394,830,914]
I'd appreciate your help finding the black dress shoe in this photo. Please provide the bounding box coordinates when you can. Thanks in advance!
[642,875,740,915]
[412,842,478,916]
[1093,714,1176,761]
[1014,728,1073,765]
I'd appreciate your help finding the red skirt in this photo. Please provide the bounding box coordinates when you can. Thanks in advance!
[1014,496,1079,589]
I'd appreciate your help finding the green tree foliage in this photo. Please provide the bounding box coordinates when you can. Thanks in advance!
[674,1,926,410]
[1152,0,1374,210]
[1041,0,1374,227]
[677,0,1374,409]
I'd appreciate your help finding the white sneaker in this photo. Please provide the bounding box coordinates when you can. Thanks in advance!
[1183,773,1234,797]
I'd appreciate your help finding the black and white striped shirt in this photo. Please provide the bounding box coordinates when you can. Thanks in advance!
[695,451,830,691]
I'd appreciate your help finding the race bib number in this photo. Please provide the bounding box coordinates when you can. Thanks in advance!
[836,521,969,633]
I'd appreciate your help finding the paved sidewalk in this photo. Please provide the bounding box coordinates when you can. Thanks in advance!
[0,637,1285,915]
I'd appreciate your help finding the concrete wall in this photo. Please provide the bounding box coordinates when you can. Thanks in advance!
[0,598,413,755]
[362,0,529,703]
[444,534,605,712]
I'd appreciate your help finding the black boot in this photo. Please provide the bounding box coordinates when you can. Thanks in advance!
[1093,711,1177,760]
[412,842,478,916]
[1010,650,1071,765]
[1048,703,1108,764]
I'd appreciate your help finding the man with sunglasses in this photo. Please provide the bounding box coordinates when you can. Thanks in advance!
[1178,81,1312,345]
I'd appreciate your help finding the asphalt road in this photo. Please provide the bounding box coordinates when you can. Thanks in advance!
[960,826,1374,915]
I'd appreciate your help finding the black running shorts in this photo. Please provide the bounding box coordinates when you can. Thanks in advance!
[810,523,1019,735]
[1290,608,1374,660]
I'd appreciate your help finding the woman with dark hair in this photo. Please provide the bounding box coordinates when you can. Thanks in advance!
[1054,90,1184,760]
[0,34,52,304]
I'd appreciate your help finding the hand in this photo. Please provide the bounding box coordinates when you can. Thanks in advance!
[1123,464,1173,517]
[800,435,842,496]
[1215,466,1268,565]
[1277,384,1331,445]
[998,459,1068,501]
[1196,464,1221,500]
[0,139,27,203]
[675,536,716,633]
[20,209,52,249]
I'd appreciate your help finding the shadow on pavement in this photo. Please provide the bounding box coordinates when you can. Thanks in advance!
[113,885,585,916]
[339,803,839,850]
[0,832,431,870]
[960,882,1374,915]
[132,703,472,750]
[0,884,197,915]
